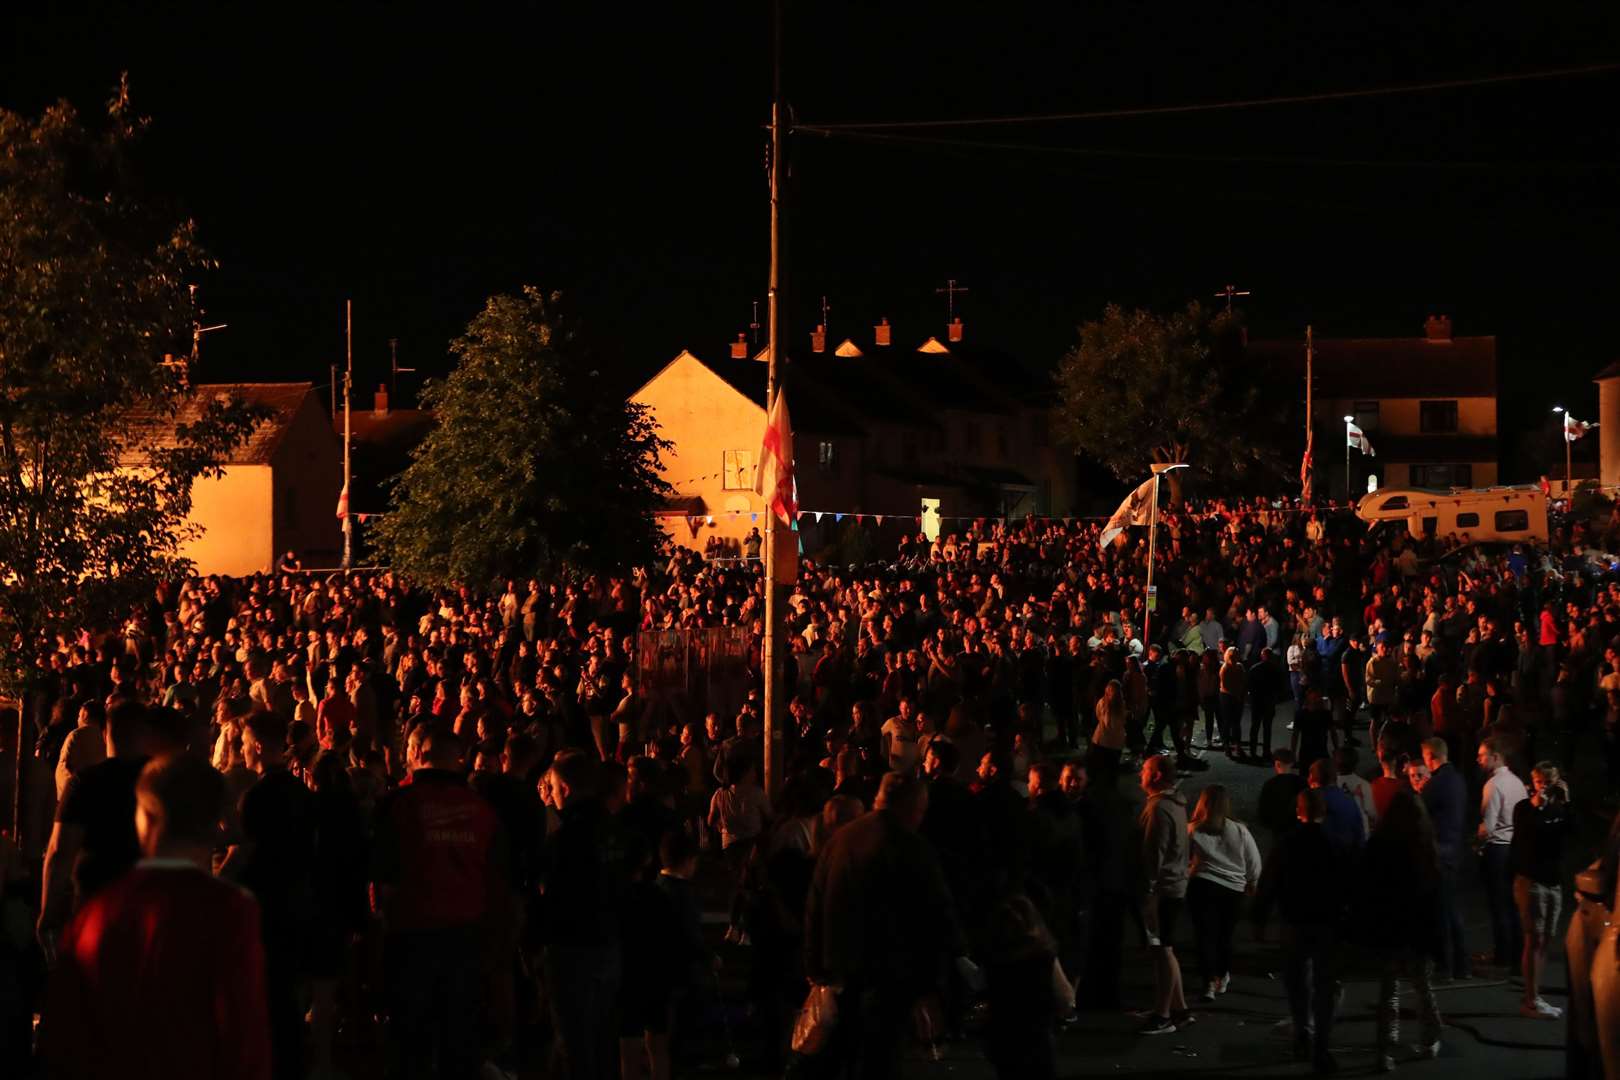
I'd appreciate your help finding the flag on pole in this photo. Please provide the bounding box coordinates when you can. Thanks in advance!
[1565,413,1598,443]
[1098,477,1156,550]
[754,388,797,525]
[1300,430,1314,504]
[335,480,349,519]
[1346,421,1376,457]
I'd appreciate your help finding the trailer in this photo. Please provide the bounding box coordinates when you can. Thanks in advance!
[1355,485,1549,543]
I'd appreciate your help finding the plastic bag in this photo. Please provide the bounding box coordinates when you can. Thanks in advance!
[791,983,838,1056]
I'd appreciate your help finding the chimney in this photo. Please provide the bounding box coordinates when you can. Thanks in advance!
[1424,314,1452,342]
[811,324,826,353]
[730,333,749,359]
[874,317,892,347]
[373,383,389,417]
[947,317,964,343]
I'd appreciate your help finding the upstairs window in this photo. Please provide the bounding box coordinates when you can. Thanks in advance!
[1420,400,1459,434]
[818,441,835,472]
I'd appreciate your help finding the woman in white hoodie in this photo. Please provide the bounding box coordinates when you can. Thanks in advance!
[1187,784,1263,1001]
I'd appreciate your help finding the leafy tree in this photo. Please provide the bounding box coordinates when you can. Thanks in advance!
[1054,301,1281,502]
[375,287,671,585]
[0,80,264,696]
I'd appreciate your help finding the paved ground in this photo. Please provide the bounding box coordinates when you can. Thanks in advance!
[685,703,1602,1079]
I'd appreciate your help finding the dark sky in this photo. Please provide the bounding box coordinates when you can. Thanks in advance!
[6,3,1619,471]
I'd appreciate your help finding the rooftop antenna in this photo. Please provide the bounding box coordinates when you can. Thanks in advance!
[389,337,415,401]
[935,278,969,323]
[1215,283,1251,314]
[750,299,762,347]
[168,283,226,384]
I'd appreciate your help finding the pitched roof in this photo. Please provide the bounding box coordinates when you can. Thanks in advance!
[674,353,869,437]
[1248,336,1497,398]
[124,382,316,465]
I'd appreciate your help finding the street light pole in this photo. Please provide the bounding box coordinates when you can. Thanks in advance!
[1142,463,1188,649]
[1554,406,1571,498]
[761,0,785,803]
[1344,415,1354,498]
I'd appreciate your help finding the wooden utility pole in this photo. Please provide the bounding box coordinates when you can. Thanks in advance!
[342,300,353,569]
[762,0,785,802]
[1304,325,1314,503]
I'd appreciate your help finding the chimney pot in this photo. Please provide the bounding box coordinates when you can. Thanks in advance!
[947,317,964,343]
[874,317,892,347]
[373,384,389,417]
[811,324,826,353]
[730,333,748,359]
[1424,314,1453,341]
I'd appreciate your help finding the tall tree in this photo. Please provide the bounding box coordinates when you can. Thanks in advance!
[0,80,263,696]
[374,287,671,585]
[1054,301,1280,502]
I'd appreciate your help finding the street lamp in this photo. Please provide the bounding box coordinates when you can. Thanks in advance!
[1344,415,1355,498]
[1142,462,1188,649]
[1553,406,1571,497]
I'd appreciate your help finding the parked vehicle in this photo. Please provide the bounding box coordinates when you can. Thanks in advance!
[1355,485,1549,543]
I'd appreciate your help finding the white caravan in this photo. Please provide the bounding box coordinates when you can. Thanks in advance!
[1355,485,1549,543]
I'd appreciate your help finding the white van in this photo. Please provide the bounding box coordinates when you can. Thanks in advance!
[1355,485,1548,543]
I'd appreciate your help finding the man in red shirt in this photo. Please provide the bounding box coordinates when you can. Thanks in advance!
[373,730,507,1079]
[43,755,271,1080]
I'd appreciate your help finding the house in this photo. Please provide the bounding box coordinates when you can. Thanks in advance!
[630,326,1074,553]
[132,383,343,575]
[335,383,435,518]
[1248,316,1498,498]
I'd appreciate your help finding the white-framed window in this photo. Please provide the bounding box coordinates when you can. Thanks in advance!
[722,450,752,490]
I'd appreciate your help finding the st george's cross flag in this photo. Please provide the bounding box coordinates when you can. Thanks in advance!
[1346,421,1376,457]
[335,480,349,519]
[1564,412,1598,443]
[1098,476,1156,550]
[755,387,798,526]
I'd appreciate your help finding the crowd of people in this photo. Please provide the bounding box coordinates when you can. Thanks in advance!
[2,493,1620,1079]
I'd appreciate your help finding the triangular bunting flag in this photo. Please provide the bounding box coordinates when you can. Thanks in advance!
[814,511,824,523]
[855,514,865,524]
[834,513,844,523]
[750,513,759,522]
[875,515,885,526]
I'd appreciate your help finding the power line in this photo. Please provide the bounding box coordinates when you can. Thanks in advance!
[797,60,1620,131]
[795,124,1620,172]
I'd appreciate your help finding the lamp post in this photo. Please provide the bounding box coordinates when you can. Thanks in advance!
[1344,415,1355,498]
[1553,405,1571,498]
[1142,462,1188,649]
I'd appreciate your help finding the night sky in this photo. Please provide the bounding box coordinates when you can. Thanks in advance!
[6,3,1618,478]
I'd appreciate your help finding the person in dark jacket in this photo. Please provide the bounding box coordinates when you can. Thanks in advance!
[805,773,966,1080]
[1254,789,1346,1074]
[1356,791,1444,1070]
[1418,738,1471,979]
[1258,750,1307,842]
[983,894,1061,1080]
[538,749,630,1080]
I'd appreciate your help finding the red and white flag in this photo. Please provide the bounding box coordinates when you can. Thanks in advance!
[1565,412,1598,443]
[1346,421,1376,457]
[754,388,797,525]
[335,480,349,519]
[1300,429,1314,504]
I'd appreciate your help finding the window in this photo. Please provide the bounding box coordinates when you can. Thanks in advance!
[1455,512,1480,528]
[1410,463,1473,489]
[963,422,981,454]
[1378,495,1409,512]
[1420,400,1459,434]
[1353,400,1381,433]
[722,450,752,490]
[1495,509,1530,532]
[817,441,835,472]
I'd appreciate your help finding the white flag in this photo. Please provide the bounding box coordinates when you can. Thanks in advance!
[1565,413,1598,443]
[1098,477,1156,550]
[1346,421,1376,457]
